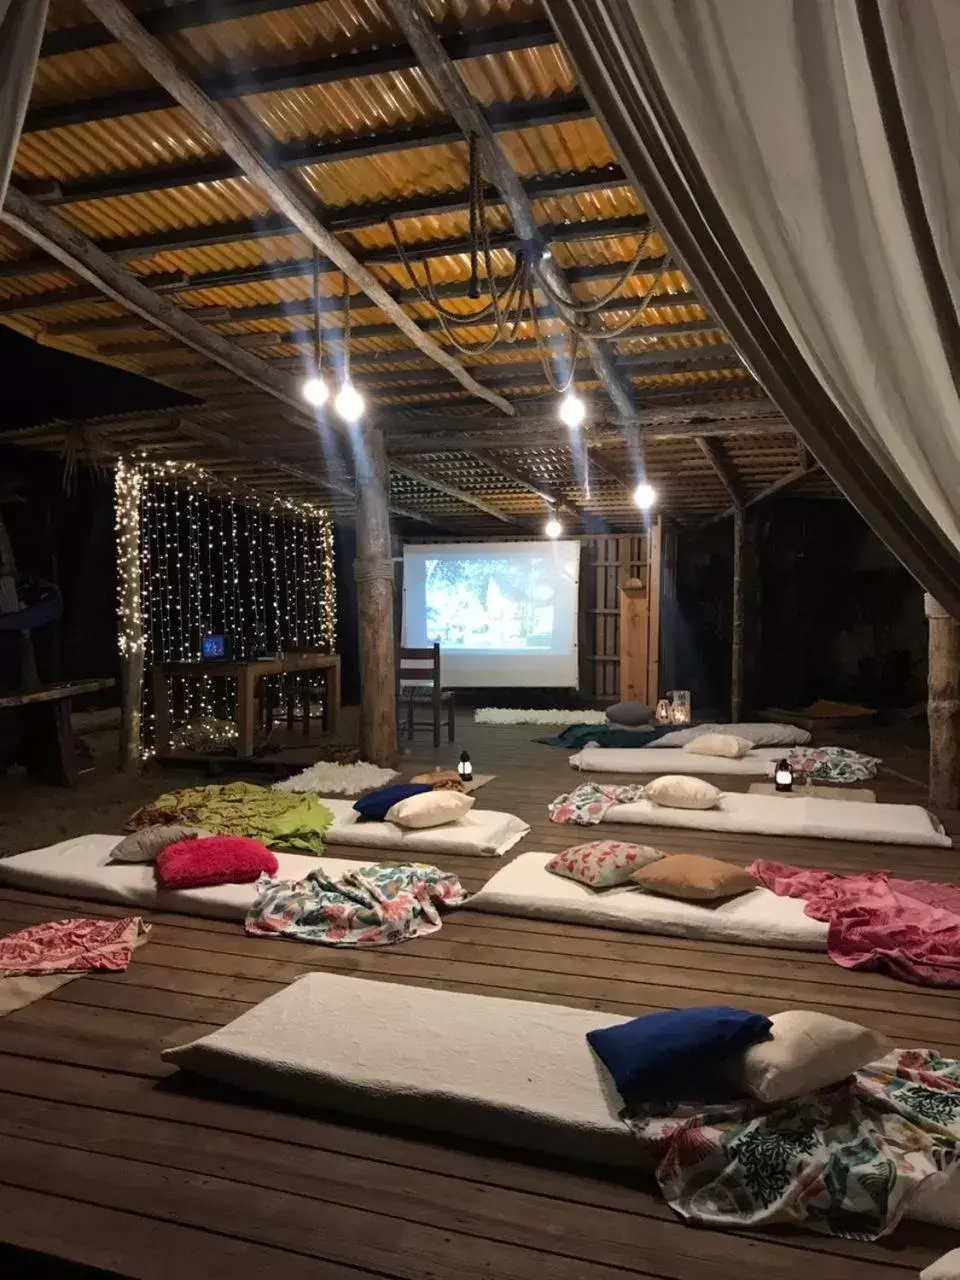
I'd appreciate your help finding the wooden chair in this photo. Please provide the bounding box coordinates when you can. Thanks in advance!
[397,642,455,747]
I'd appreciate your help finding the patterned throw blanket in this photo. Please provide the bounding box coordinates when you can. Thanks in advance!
[131,781,334,854]
[548,782,648,825]
[628,1049,960,1240]
[246,862,467,946]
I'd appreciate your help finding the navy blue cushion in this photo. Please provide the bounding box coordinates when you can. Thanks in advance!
[353,783,433,822]
[587,1006,772,1101]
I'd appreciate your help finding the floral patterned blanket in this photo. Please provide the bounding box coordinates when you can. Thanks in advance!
[782,745,880,784]
[628,1049,960,1239]
[245,862,467,946]
[548,783,648,826]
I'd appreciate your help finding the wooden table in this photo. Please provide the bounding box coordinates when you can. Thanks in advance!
[0,677,115,785]
[153,652,340,760]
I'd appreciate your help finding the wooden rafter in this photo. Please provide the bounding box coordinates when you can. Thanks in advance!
[32,19,556,131]
[0,216,653,316]
[0,167,628,284]
[33,97,591,209]
[40,256,675,336]
[384,0,637,423]
[464,450,583,518]
[389,462,525,527]
[80,0,514,417]
[696,436,744,509]
[704,455,821,527]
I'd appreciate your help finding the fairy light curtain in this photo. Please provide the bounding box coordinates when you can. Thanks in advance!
[116,459,335,755]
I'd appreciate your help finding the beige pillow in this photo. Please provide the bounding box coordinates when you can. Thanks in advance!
[631,853,757,901]
[682,733,753,759]
[110,824,206,864]
[644,775,722,810]
[740,1010,890,1102]
[386,789,475,829]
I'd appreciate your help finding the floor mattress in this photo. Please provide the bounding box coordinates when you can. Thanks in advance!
[467,851,829,948]
[570,747,783,776]
[162,972,960,1229]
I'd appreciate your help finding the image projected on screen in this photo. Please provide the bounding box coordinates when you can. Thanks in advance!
[403,541,580,688]
[425,556,556,651]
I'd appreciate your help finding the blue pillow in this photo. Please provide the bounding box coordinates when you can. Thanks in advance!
[353,783,433,822]
[587,1006,772,1101]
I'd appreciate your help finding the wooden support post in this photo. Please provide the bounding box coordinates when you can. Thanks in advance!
[353,423,399,768]
[618,577,649,702]
[731,508,745,724]
[114,462,144,769]
[645,515,663,707]
[926,594,960,810]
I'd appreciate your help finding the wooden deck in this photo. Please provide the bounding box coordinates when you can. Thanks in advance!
[0,717,958,1278]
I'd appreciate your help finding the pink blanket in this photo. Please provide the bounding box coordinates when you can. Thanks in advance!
[748,860,960,987]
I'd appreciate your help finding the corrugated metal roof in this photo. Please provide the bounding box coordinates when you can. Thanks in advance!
[0,0,810,528]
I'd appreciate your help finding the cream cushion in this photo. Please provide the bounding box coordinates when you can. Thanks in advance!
[643,775,722,810]
[386,789,475,829]
[682,733,753,759]
[740,1010,890,1102]
[922,1249,960,1280]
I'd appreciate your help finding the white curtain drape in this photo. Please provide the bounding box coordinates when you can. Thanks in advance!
[622,0,960,550]
[547,0,960,613]
[0,0,49,207]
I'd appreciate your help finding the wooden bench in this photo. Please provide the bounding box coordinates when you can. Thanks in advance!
[0,678,116,786]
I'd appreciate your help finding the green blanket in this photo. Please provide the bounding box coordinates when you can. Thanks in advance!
[536,724,668,749]
[131,782,333,854]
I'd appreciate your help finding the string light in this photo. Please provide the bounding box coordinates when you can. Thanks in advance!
[302,248,329,408]
[115,457,335,758]
[558,392,586,429]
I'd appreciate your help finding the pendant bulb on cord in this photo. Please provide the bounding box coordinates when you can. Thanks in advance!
[633,431,657,510]
[468,133,480,301]
[335,273,364,423]
[302,247,328,408]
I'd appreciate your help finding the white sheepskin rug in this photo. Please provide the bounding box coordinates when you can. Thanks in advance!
[474,708,608,726]
[274,760,399,796]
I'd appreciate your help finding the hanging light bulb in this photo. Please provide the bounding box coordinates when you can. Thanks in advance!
[302,248,329,409]
[302,374,328,407]
[558,391,586,429]
[544,514,562,539]
[633,481,657,510]
[335,381,365,423]
[334,272,365,423]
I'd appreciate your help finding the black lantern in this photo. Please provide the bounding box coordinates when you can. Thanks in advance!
[774,759,794,793]
[457,751,473,784]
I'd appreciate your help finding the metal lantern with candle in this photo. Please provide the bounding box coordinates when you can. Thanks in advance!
[655,698,672,725]
[457,751,473,784]
[775,758,794,793]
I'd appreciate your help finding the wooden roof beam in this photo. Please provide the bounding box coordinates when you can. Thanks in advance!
[81,0,513,417]
[33,19,555,130]
[463,450,583,518]
[41,255,675,335]
[386,0,637,423]
[36,97,591,208]
[703,453,821,526]
[0,167,628,283]
[696,436,745,509]
[0,216,652,316]
[388,461,527,527]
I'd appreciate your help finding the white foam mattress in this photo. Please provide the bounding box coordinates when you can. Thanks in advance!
[467,852,829,949]
[571,747,783,776]
[0,835,380,921]
[322,798,529,858]
[602,792,951,847]
[161,971,960,1229]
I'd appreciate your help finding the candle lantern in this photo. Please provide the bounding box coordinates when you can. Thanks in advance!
[457,751,473,784]
[655,698,672,725]
[668,690,691,725]
[775,759,794,793]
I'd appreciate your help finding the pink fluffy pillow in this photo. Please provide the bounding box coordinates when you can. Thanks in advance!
[155,835,278,891]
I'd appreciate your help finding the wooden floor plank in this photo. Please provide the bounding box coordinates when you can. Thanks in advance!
[0,714,955,1277]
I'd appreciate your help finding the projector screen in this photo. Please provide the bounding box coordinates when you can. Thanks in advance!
[403,541,580,688]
